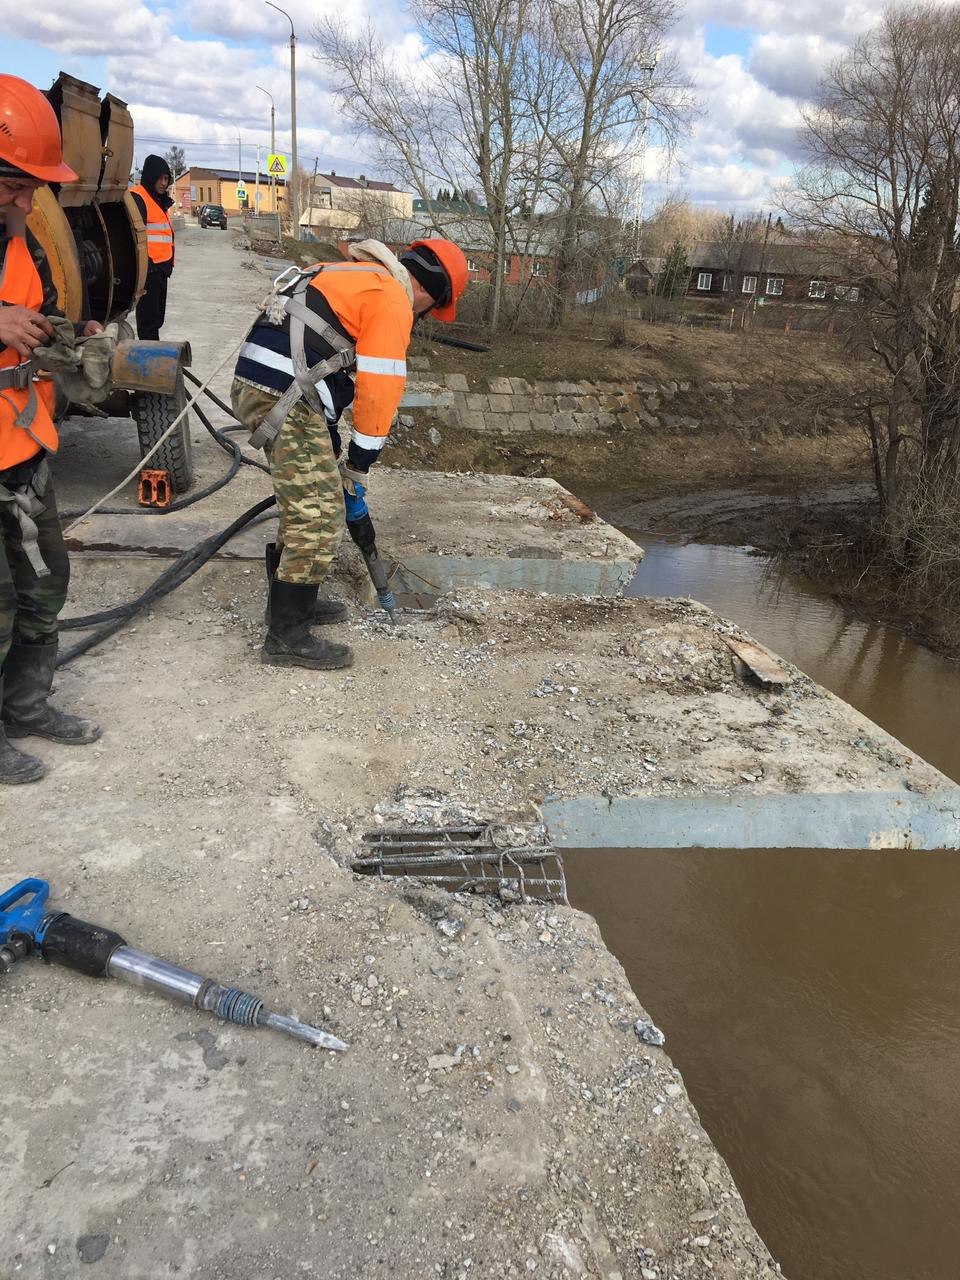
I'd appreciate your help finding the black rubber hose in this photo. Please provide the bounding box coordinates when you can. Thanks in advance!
[57,496,277,665]
[191,400,269,474]
[420,333,490,352]
[183,368,239,421]
[58,404,268,522]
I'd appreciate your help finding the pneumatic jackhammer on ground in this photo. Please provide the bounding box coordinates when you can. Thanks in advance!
[344,480,397,623]
[0,879,347,1051]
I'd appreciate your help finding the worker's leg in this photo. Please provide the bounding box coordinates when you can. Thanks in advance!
[135,271,168,341]
[0,493,46,782]
[229,382,352,671]
[270,399,345,584]
[1,479,101,746]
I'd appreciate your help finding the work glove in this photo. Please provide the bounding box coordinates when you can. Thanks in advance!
[31,315,78,373]
[338,460,369,497]
[35,322,120,407]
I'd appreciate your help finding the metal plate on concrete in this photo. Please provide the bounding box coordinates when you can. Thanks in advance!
[724,636,792,685]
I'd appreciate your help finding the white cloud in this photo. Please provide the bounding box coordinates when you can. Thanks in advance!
[183,0,406,44]
[748,33,847,101]
[5,1,169,55]
[678,0,892,42]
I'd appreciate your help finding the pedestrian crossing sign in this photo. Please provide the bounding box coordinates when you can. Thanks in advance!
[267,153,288,176]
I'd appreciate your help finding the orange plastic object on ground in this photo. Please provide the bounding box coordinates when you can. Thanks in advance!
[138,468,172,508]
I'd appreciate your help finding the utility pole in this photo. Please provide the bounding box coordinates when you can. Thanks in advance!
[754,210,773,316]
[630,52,660,265]
[257,84,276,218]
[265,2,300,239]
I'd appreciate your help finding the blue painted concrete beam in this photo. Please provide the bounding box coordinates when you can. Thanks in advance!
[395,554,638,599]
[543,790,960,850]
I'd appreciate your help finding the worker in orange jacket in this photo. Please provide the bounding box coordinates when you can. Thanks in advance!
[129,154,175,340]
[231,237,468,672]
[0,76,103,785]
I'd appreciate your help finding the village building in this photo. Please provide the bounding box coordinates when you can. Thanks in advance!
[625,241,862,305]
[172,166,287,216]
[299,172,413,235]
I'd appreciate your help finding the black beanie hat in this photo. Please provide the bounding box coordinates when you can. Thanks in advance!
[399,244,451,306]
[140,154,173,195]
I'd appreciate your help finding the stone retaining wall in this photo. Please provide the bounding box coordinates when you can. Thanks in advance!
[407,358,756,436]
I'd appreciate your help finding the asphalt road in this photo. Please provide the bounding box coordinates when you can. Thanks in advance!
[54,220,275,522]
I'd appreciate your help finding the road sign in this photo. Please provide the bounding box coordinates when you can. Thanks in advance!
[236,186,246,201]
[267,153,288,176]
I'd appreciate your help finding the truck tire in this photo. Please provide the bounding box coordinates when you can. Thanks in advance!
[132,379,194,493]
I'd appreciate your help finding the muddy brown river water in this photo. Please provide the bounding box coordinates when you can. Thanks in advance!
[565,514,960,1280]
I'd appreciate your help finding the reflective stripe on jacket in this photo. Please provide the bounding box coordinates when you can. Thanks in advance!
[236,262,412,464]
[0,235,57,469]
[130,184,174,264]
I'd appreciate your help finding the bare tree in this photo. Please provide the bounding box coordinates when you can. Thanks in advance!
[163,145,186,181]
[792,3,960,607]
[530,0,692,324]
[642,195,728,257]
[315,0,690,332]
[315,0,532,331]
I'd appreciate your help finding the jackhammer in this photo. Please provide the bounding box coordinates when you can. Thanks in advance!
[0,879,348,1052]
[344,481,397,624]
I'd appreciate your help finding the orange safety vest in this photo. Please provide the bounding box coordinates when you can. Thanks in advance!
[131,183,174,264]
[307,264,412,447]
[0,235,57,470]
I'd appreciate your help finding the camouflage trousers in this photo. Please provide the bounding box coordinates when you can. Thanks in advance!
[231,379,345,586]
[0,457,70,668]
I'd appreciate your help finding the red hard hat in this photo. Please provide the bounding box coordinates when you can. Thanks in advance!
[407,238,469,323]
[0,76,77,183]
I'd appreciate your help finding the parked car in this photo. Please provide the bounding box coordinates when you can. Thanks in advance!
[200,204,228,230]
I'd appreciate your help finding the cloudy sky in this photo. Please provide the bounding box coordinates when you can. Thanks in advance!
[6,0,948,212]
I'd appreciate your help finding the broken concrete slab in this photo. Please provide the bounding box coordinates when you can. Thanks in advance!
[64,470,643,598]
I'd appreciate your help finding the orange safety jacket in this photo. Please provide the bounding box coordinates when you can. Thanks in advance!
[130,183,174,264]
[0,234,58,470]
[237,261,413,464]
[311,263,411,453]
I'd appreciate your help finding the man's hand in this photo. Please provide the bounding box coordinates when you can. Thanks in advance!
[81,320,104,337]
[0,305,55,359]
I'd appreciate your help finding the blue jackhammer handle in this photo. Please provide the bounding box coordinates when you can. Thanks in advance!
[0,878,50,942]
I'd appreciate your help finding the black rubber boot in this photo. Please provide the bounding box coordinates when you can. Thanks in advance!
[0,680,47,783]
[1,637,102,745]
[264,543,347,626]
[261,579,354,670]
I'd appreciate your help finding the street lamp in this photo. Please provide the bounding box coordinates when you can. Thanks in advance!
[257,85,277,218]
[265,1,300,239]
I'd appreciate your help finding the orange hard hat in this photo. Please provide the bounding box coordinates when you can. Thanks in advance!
[405,238,469,323]
[0,76,77,183]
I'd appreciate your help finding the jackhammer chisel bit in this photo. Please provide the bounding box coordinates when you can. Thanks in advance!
[0,879,348,1052]
[344,483,397,623]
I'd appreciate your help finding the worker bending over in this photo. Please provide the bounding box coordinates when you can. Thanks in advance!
[231,236,468,671]
[0,76,102,785]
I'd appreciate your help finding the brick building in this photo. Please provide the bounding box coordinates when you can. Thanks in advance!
[172,167,287,216]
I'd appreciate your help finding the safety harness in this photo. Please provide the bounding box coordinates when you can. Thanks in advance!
[249,265,360,450]
[0,357,39,431]
[249,241,416,451]
[0,454,51,577]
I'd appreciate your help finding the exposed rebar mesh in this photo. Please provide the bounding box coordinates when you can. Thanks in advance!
[352,825,567,905]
